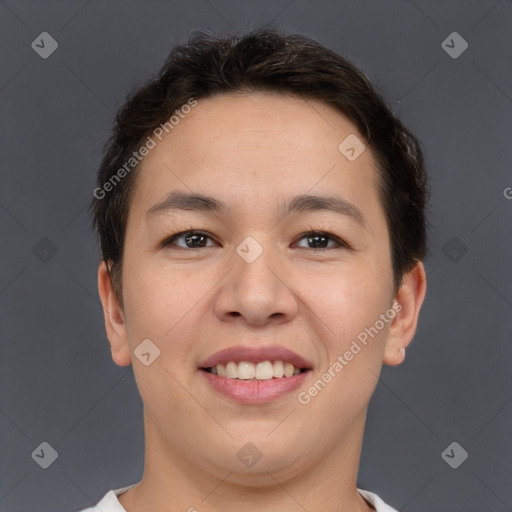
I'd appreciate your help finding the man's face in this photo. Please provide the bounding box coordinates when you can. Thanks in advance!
[108,92,402,479]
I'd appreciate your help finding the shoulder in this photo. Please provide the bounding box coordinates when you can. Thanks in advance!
[73,484,136,512]
[357,487,400,512]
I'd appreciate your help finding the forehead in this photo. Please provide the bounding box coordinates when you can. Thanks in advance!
[130,92,385,234]
[154,92,365,168]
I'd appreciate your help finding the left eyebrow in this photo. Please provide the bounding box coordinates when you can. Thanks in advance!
[283,193,368,231]
[146,191,368,231]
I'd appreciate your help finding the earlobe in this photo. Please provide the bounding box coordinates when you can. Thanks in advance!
[383,261,427,366]
[97,261,132,367]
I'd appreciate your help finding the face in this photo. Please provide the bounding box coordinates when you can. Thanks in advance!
[99,91,426,484]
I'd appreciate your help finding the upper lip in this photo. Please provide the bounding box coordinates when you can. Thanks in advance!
[200,345,313,370]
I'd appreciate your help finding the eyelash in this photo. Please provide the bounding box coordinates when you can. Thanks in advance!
[160,229,350,252]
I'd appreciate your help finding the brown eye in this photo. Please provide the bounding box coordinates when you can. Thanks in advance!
[162,230,216,249]
[295,231,349,251]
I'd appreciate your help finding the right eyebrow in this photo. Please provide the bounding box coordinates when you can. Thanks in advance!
[146,191,229,219]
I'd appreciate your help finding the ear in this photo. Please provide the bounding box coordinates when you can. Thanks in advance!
[383,261,427,366]
[97,261,132,367]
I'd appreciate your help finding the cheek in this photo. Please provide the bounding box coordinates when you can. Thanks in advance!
[122,256,218,367]
[302,275,391,423]
[318,257,388,326]
[121,264,201,403]
[121,259,191,341]
[311,262,391,386]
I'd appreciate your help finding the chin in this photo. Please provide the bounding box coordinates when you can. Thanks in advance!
[211,437,307,481]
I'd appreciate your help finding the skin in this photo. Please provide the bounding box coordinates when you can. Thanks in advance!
[98,91,426,512]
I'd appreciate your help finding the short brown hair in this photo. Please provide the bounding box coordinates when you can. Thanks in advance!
[91,27,431,300]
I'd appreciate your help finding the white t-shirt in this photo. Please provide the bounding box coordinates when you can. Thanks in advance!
[75,484,399,511]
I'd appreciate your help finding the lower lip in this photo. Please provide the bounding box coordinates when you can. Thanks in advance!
[200,369,309,404]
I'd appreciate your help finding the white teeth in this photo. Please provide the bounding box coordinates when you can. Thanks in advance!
[284,362,294,377]
[211,360,303,380]
[226,361,238,379]
[238,362,255,380]
[273,360,284,378]
[255,361,273,380]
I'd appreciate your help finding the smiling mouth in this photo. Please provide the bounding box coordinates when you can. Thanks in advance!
[201,360,310,380]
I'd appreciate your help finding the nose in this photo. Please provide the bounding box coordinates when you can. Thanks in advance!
[213,237,299,327]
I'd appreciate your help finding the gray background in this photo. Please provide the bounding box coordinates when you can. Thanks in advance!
[1,1,511,511]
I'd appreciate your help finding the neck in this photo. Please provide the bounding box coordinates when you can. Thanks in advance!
[119,409,374,512]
